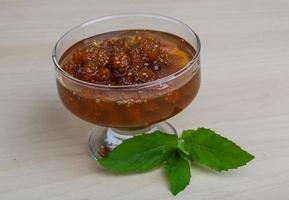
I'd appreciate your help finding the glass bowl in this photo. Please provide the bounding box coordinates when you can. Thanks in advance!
[52,13,201,159]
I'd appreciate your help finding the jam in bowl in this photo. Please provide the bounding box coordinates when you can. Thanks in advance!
[52,14,201,159]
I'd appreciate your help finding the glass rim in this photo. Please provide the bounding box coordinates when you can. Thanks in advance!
[52,13,201,89]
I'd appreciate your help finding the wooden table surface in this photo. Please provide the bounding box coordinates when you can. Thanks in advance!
[1,0,289,199]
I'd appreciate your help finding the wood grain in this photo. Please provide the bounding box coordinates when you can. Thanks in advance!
[0,0,289,199]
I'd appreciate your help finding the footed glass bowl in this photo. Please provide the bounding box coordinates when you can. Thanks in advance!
[52,13,201,159]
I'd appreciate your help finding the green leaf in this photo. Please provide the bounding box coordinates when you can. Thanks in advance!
[98,131,177,173]
[182,128,254,171]
[164,152,191,196]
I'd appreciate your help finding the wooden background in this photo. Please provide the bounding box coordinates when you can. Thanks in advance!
[1,0,289,199]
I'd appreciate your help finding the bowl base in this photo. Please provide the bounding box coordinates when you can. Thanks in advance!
[87,121,177,160]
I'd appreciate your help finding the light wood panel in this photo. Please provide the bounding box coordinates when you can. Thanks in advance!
[0,0,289,199]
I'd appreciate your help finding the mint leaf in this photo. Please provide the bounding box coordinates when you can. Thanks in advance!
[164,152,191,196]
[182,128,254,171]
[98,131,177,173]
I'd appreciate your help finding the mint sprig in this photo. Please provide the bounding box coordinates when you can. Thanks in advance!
[98,127,254,196]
